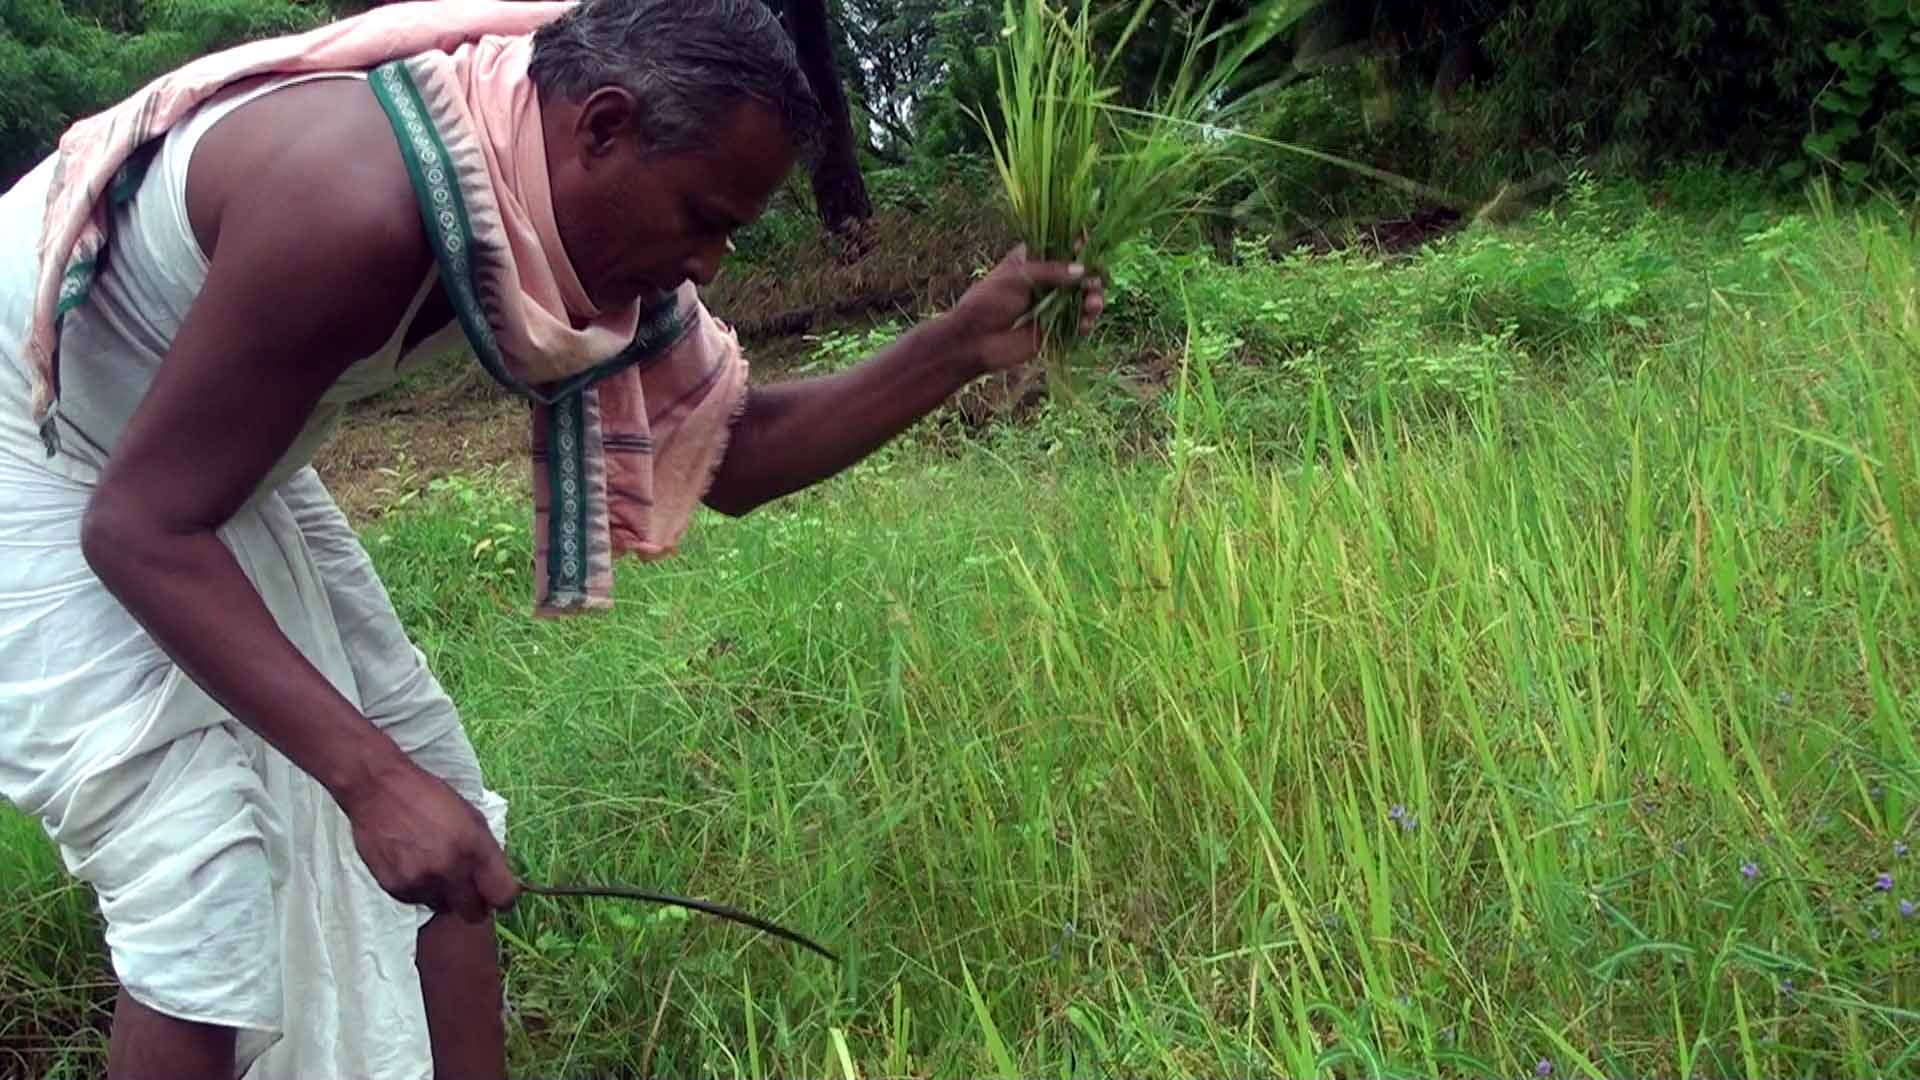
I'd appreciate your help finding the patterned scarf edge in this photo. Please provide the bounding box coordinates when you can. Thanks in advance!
[366,57,691,614]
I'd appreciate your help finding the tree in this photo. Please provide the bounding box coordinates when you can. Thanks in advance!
[836,0,941,154]
[778,0,874,240]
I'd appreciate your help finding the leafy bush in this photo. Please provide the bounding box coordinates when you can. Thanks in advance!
[797,319,906,374]
[1800,0,1920,187]
[1292,0,1913,194]
[864,153,996,215]
[1444,1,1848,174]
[1432,173,1679,352]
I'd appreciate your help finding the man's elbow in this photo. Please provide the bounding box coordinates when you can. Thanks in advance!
[79,487,188,584]
[703,485,766,518]
[78,493,140,582]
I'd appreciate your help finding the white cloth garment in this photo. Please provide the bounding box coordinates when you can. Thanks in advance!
[0,73,506,1079]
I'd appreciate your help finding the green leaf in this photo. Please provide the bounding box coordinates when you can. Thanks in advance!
[1817,89,1864,113]
[961,959,1019,1078]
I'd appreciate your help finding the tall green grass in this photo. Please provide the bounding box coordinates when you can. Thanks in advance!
[984,197,1919,1077]
[1,187,1914,1078]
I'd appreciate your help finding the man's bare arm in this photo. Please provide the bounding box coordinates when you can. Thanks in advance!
[704,249,1100,516]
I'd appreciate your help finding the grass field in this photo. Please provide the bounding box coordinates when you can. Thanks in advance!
[3,177,1917,1078]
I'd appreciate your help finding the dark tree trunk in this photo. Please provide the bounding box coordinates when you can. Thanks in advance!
[781,0,873,242]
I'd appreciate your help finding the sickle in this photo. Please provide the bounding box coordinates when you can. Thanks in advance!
[519,881,840,964]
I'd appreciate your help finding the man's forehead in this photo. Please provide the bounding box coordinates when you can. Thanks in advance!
[685,102,796,201]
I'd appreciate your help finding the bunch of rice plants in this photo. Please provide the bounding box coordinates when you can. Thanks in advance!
[972,0,1300,373]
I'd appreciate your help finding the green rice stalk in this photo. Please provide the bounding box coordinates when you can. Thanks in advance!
[970,0,1301,376]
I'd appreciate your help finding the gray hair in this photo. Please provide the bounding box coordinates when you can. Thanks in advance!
[528,0,825,159]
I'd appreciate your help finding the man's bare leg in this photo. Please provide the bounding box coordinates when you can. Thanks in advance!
[107,988,235,1080]
[418,911,507,1080]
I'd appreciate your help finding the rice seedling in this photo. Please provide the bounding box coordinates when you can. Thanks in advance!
[971,0,1298,372]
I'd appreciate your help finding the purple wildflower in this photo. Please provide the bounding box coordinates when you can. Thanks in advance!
[1876,872,1895,892]
[1049,920,1075,961]
[1902,899,1916,919]
[1389,804,1418,832]
[1536,1058,1554,1077]
[1742,861,1761,881]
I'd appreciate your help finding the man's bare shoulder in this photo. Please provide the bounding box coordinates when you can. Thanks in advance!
[184,76,436,357]
[182,74,432,284]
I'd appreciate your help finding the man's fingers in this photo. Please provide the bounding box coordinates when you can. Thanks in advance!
[444,874,487,924]
[1082,281,1105,314]
[477,852,520,913]
[1018,261,1090,290]
[1079,279,1106,333]
[387,879,433,909]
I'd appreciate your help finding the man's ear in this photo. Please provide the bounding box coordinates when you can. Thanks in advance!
[573,86,640,160]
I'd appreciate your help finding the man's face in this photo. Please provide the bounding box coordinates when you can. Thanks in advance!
[546,91,797,311]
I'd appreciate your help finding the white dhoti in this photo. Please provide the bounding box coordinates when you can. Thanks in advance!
[0,65,510,1077]
[0,439,509,1079]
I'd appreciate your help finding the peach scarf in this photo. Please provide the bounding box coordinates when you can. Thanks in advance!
[25,0,748,615]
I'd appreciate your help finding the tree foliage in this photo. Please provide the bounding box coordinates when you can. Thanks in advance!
[835,0,944,153]
[0,0,332,183]
[1464,0,1858,172]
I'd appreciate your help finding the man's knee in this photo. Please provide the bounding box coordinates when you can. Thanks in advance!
[109,986,238,1080]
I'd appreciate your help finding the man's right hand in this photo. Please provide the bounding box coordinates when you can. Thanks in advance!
[342,760,519,922]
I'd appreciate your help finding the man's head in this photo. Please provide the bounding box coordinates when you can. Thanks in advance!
[529,0,824,310]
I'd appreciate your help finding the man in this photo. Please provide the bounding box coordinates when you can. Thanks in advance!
[0,1,1104,1077]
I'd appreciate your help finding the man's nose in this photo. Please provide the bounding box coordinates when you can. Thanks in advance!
[682,237,735,288]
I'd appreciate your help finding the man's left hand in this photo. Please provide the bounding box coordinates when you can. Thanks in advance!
[946,244,1107,376]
